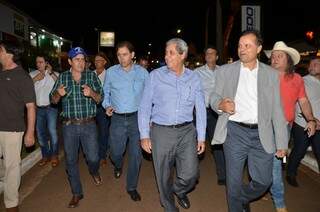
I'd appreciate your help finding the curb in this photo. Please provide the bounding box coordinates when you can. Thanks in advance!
[0,148,42,193]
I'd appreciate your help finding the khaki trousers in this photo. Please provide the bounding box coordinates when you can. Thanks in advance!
[0,131,24,208]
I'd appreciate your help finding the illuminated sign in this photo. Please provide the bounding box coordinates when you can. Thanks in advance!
[241,5,261,31]
[100,32,115,47]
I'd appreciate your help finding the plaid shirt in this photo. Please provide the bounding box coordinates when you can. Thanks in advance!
[50,69,103,119]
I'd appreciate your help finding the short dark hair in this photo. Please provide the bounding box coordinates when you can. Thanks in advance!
[0,40,24,63]
[95,51,109,62]
[204,45,218,53]
[116,41,135,53]
[240,29,263,46]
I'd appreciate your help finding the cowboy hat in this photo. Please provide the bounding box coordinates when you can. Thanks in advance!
[264,41,300,65]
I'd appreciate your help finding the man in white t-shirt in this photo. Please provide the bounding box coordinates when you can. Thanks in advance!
[29,55,59,167]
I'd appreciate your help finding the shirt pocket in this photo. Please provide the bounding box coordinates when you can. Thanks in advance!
[133,78,145,93]
[181,84,195,103]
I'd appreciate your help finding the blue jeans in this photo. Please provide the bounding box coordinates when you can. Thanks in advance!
[270,124,291,209]
[36,106,59,158]
[62,122,100,196]
[270,157,286,209]
[109,113,142,191]
[96,106,110,160]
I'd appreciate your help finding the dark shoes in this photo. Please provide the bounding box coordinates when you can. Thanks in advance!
[286,175,299,187]
[242,203,251,212]
[6,206,19,212]
[38,158,49,167]
[217,179,226,186]
[92,175,103,186]
[51,156,59,167]
[114,168,122,179]
[68,194,83,208]
[127,190,141,201]
[175,194,190,209]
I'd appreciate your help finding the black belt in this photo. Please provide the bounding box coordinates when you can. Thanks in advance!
[37,105,50,108]
[154,121,192,129]
[233,121,258,129]
[114,111,137,117]
[62,117,95,126]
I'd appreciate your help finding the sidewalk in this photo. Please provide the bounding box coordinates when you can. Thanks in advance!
[0,148,320,212]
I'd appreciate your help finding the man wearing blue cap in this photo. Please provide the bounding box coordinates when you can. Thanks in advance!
[50,47,103,208]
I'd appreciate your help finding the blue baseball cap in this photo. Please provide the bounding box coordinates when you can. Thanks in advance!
[68,47,87,59]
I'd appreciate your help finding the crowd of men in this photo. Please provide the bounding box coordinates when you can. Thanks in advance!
[0,29,319,212]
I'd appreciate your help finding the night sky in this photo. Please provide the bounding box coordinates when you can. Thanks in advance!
[7,0,320,60]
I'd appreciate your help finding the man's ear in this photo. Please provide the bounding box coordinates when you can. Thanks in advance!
[131,51,135,59]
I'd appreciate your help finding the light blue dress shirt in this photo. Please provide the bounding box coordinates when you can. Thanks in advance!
[102,64,149,113]
[138,66,206,142]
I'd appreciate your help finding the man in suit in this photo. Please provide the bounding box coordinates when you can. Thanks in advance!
[210,30,288,212]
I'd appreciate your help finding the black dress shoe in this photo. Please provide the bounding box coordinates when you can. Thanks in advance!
[286,175,299,187]
[176,194,190,209]
[242,203,251,212]
[127,190,141,201]
[217,179,226,186]
[114,168,122,179]
[68,194,83,208]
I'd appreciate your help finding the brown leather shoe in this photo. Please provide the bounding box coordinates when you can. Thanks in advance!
[100,159,107,166]
[6,206,19,212]
[51,156,59,167]
[38,158,49,167]
[68,195,83,208]
[92,175,103,186]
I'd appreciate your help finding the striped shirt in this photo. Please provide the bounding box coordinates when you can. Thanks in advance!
[50,69,103,118]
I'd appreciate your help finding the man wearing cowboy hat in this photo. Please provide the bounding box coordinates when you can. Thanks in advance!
[265,41,316,212]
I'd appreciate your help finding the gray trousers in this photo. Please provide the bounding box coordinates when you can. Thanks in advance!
[224,122,273,212]
[151,123,199,212]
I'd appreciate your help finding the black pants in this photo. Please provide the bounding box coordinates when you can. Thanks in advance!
[287,122,320,176]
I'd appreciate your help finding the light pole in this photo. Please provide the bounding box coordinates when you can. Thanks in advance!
[94,27,100,53]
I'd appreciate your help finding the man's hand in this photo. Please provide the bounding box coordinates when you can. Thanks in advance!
[24,131,35,147]
[305,120,316,137]
[218,98,235,115]
[106,106,115,116]
[57,84,67,96]
[141,138,152,154]
[197,141,205,154]
[316,119,320,130]
[275,149,287,158]
[33,72,45,82]
[82,84,92,97]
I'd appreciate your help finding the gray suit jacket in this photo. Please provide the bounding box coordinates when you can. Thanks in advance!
[210,60,288,154]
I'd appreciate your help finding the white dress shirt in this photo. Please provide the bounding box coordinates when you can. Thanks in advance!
[94,69,106,85]
[194,64,219,107]
[229,62,258,124]
[29,70,58,106]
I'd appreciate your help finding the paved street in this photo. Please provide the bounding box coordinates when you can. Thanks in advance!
[1,148,320,212]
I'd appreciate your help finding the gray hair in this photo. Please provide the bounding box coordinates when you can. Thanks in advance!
[166,38,188,56]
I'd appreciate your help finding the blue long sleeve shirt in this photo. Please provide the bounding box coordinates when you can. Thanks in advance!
[138,66,206,142]
[102,64,149,113]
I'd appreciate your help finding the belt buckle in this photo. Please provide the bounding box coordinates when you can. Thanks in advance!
[64,120,72,126]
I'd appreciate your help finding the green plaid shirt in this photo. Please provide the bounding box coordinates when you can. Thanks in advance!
[50,70,103,119]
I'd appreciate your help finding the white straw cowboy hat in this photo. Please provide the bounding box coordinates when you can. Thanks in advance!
[264,41,301,65]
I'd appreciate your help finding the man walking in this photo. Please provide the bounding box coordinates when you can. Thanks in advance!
[210,30,288,212]
[139,38,206,212]
[103,41,148,201]
[51,47,103,208]
[30,55,59,167]
[0,40,36,212]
